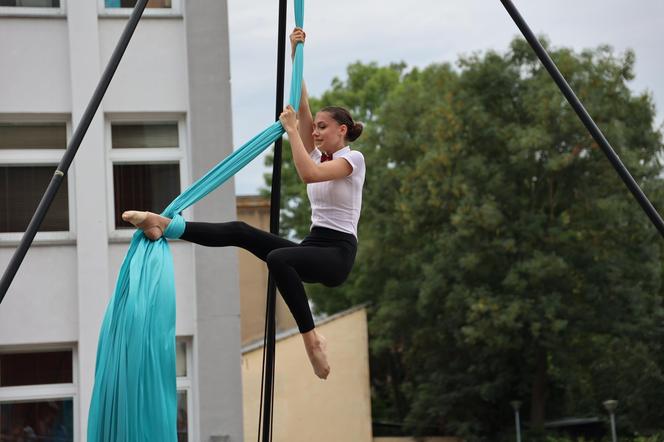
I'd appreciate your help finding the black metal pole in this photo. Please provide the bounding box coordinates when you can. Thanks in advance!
[259,0,288,440]
[0,0,149,303]
[500,0,664,238]
[257,273,277,442]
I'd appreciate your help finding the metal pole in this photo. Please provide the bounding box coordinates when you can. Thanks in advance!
[603,399,618,442]
[510,401,522,442]
[259,0,288,440]
[499,0,664,239]
[0,0,149,303]
[609,412,617,442]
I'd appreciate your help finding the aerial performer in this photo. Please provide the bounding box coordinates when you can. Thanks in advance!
[122,27,366,380]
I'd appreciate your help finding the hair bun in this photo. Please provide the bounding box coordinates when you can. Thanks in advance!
[348,122,364,142]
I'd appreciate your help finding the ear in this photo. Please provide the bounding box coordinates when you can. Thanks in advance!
[338,124,348,139]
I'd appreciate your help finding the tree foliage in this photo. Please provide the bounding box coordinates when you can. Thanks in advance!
[263,39,664,440]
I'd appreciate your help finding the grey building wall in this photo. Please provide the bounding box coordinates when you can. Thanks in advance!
[185,1,244,441]
[67,0,110,437]
[0,1,242,441]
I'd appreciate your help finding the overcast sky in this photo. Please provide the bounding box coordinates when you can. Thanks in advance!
[227,0,664,195]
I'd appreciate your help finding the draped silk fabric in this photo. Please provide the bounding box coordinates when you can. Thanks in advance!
[87,2,304,440]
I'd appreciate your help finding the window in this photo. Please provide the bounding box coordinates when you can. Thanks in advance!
[0,348,76,442]
[0,0,60,6]
[0,351,72,386]
[100,0,181,16]
[0,119,74,242]
[107,118,187,238]
[176,338,193,442]
[0,0,65,16]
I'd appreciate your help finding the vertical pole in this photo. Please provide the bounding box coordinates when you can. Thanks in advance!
[603,400,619,442]
[510,401,522,442]
[0,0,149,303]
[259,0,288,441]
[609,412,617,442]
[499,0,664,238]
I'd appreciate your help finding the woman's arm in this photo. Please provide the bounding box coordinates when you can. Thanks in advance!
[290,28,315,154]
[297,81,315,154]
[280,106,352,184]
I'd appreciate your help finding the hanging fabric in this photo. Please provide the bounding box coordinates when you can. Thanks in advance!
[87,1,304,440]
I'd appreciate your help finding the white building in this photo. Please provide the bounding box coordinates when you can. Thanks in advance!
[0,1,244,440]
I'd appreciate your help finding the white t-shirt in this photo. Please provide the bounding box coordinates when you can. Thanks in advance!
[307,146,365,238]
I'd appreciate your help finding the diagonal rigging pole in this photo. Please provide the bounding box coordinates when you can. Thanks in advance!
[0,0,150,304]
[499,0,664,238]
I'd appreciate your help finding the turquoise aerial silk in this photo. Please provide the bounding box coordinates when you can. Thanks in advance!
[87,1,304,440]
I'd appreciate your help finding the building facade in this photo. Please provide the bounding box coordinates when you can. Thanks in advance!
[0,1,243,441]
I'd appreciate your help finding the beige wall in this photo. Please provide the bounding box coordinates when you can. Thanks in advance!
[236,196,297,344]
[242,307,373,442]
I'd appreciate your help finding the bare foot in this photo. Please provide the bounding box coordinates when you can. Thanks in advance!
[122,211,171,241]
[302,330,330,380]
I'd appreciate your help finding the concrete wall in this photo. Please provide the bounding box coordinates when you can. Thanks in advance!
[184,1,243,440]
[0,246,78,344]
[99,18,188,113]
[241,307,373,442]
[0,19,71,113]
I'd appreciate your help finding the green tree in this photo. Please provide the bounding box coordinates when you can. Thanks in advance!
[264,39,664,440]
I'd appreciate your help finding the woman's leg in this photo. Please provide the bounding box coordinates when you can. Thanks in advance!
[265,245,351,332]
[122,211,298,259]
[184,224,336,379]
[265,245,353,379]
[181,221,297,260]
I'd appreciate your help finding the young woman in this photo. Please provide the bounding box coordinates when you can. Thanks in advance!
[122,28,365,380]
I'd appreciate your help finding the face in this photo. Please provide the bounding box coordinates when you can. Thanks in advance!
[312,111,347,152]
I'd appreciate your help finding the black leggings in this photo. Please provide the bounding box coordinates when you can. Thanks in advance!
[180,221,357,333]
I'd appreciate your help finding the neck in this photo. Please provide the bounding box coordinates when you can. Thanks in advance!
[324,144,346,155]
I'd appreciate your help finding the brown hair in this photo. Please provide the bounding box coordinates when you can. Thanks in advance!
[320,106,364,142]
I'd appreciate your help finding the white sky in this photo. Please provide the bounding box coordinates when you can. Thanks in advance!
[227,0,664,195]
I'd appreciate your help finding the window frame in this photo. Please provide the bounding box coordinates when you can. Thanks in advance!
[0,115,76,244]
[176,337,194,442]
[105,114,189,241]
[0,0,66,18]
[98,0,181,18]
[0,344,79,442]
